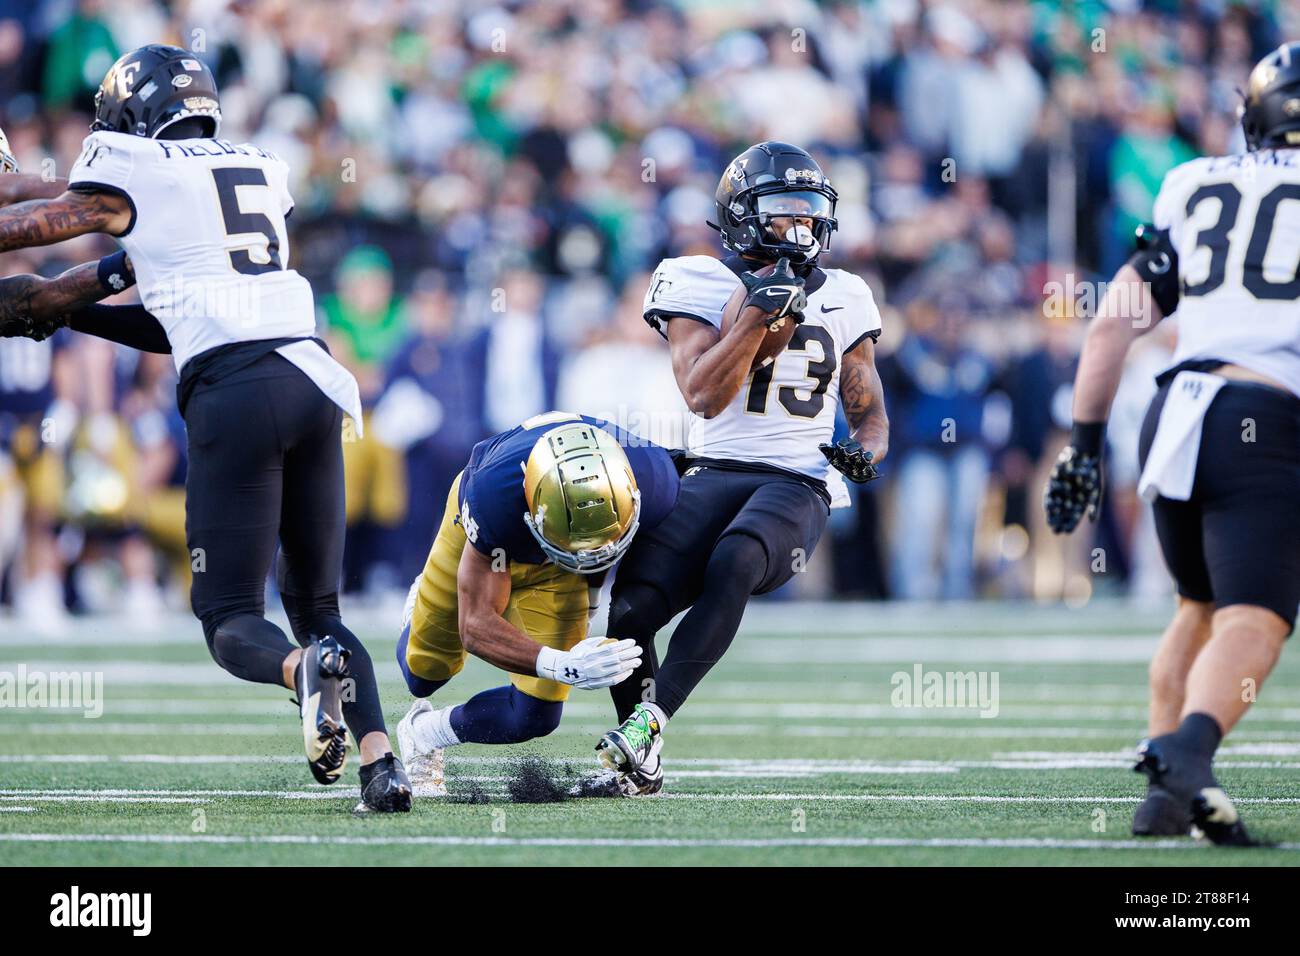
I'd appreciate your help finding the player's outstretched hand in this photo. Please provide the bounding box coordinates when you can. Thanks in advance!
[0,280,66,343]
[820,438,879,483]
[537,637,642,690]
[741,256,806,323]
[1043,445,1102,534]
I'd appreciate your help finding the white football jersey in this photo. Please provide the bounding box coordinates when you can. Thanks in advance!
[1154,149,1300,396]
[68,130,316,368]
[67,131,360,428]
[644,255,882,507]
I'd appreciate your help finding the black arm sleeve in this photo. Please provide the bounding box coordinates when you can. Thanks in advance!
[67,303,172,354]
[1127,224,1180,318]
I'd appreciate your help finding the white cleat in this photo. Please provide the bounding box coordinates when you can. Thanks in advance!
[573,736,665,798]
[397,699,447,797]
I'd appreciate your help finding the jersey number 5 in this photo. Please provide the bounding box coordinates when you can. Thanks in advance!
[212,167,283,276]
[1184,181,1300,300]
[745,325,836,418]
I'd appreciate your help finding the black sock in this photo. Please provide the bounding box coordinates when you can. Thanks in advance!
[606,586,669,723]
[316,622,387,742]
[1171,712,1223,758]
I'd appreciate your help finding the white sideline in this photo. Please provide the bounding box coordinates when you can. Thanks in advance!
[0,832,1296,851]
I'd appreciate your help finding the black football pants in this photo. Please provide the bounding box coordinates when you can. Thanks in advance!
[184,353,385,740]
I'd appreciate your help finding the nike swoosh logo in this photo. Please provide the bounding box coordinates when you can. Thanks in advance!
[820,304,844,313]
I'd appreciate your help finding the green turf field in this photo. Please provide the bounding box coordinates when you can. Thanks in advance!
[2,601,1298,866]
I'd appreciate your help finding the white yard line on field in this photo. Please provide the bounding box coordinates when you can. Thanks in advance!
[5,787,1300,807]
[0,832,1295,851]
[25,699,1300,722]
[0,795,211,804]
[2,754,1296,774]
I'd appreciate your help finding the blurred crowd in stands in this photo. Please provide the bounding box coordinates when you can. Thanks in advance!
[0,0,1293,630]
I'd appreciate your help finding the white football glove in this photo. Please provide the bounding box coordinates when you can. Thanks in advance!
[536,637,642,690]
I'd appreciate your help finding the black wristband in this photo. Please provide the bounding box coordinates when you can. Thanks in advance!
[97,250,134,295]
[1070,421,1105,457]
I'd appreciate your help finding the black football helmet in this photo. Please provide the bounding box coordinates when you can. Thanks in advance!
[1241,41,1300,150]
[710,141,837,266]
[91,44,221,139]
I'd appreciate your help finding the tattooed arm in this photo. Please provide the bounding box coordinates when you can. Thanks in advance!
[0,175,67,207]
[841,336,889,463]
[0,188,132,251]
[0,260,109,339]
[0,252,142,343]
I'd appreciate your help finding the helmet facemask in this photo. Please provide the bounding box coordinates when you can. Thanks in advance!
[524,488,642,574]
[725,181,837,266]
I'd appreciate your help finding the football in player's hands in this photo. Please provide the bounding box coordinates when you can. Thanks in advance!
[722,258,803,370]
[820,439,879,483]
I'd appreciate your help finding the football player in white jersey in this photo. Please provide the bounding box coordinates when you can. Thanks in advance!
[1045,42,1300,845]
[0,45,411,811]
[592,142,889,784]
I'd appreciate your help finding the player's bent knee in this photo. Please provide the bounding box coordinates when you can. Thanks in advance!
[707,532,769,590]
[208,613,294,686]
[1212,604,1291,644]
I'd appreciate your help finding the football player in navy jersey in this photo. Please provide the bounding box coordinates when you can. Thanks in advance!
[394,412,679,796]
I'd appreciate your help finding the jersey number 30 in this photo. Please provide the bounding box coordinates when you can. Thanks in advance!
[1184,182,1300,300]
[212,167,283,276]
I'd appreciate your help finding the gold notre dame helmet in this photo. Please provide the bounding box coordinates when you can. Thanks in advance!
[521,422,642,574]
[0,126,18,174]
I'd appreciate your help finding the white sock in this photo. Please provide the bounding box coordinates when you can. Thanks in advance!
[641,701,669,731]
[413,705,462,750]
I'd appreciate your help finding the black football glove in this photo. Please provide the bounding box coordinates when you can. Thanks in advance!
[820,439,879,483]
[1043,445,1103,534]
[0,310,65,342]
[740,257,806,327]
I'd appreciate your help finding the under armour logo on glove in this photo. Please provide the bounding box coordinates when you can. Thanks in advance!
[564,667,579,681]
[1043,446,1102,534]
[819,439,879,483]
[741,257,807,323]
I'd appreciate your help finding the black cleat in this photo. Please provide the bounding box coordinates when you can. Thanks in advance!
[296,636,351,785]
[1190,788,1255,847]
[356,753,413,813]
[1131,782,1190,836]
[1134,737,1255,847]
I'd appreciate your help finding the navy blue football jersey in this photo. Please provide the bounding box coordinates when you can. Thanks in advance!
[457,412,679,566]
